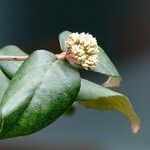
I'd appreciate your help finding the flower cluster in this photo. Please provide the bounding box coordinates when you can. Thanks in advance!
[66,32,99,70]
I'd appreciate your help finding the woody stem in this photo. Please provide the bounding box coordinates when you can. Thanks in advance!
[0,52,67,61]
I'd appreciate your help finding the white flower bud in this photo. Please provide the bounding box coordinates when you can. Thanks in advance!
[66,32,99,69]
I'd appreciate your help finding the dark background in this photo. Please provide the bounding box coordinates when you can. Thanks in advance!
[0,0,150,150]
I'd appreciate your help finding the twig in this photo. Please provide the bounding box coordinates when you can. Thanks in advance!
[0,55,28,61]
[0,52,67,61]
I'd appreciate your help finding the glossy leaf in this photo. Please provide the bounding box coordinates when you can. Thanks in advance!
[77,79,140,134]
[0,70,10,128]
[59,31,122,87]
[0,70,10,100]
[0,45,27,79]
[0,50,80,139]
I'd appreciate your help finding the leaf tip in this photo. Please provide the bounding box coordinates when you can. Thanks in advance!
[131,123,140,134]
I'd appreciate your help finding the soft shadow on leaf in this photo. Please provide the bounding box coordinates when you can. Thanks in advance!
[64,105,76,116]
[59,31,122,87]
[77,79,140,134]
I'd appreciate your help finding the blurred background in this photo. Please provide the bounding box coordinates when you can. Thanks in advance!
[0,0,150,149]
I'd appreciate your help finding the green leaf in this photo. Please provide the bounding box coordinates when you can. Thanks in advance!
[0,50,81,139]
[0,70,10,129]
[59,31,122,87]
[77,79,140,134]
[0,70,10,101]
[0,45,27,79]
[0,46,26,127]
[59,31,72,51]
[92,47,122,88]
[0,46,77,117]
